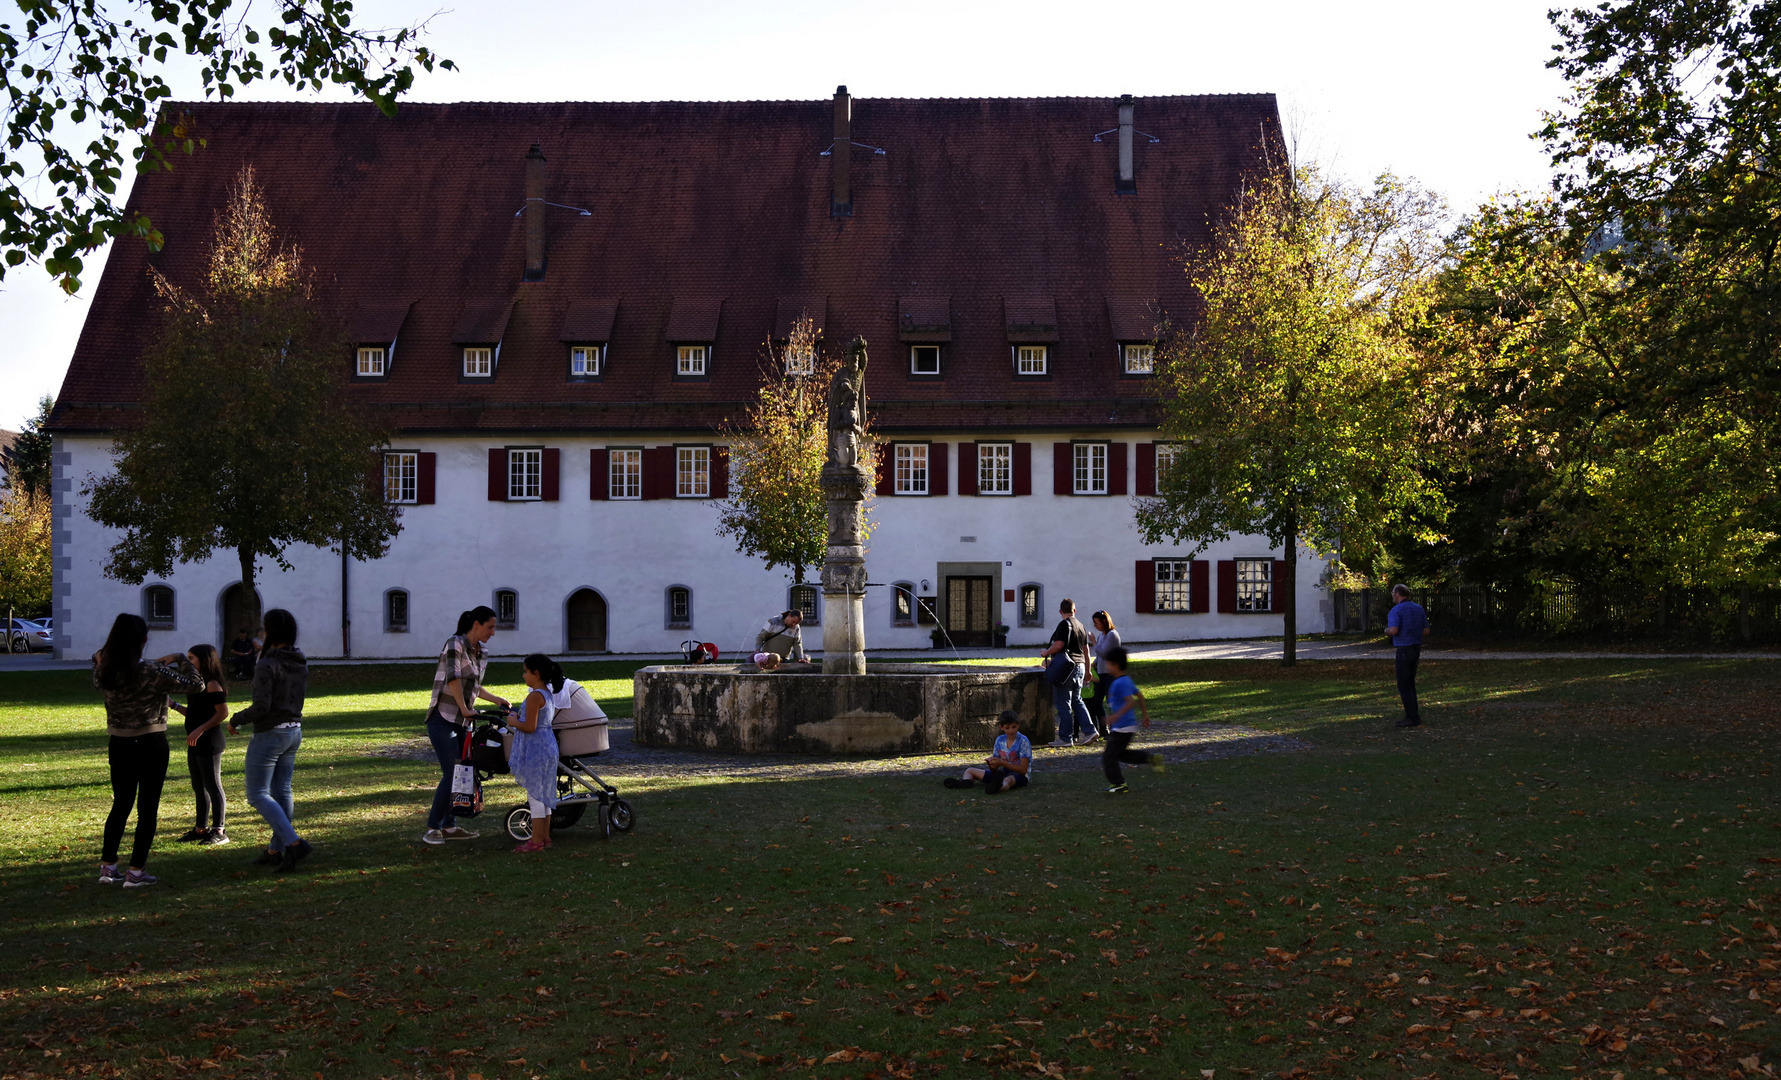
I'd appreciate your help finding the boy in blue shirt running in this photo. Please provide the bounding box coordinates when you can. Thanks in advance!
[944,710,1032,794]
[1100,647,1163,794]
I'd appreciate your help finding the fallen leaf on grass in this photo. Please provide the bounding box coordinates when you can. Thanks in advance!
[830,936,856,946]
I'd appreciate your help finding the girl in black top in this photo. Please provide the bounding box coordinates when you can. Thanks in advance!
[169,644,230,845]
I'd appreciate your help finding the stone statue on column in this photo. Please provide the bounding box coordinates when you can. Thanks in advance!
[820,337,871,674]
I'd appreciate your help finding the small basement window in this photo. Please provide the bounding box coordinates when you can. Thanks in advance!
[666,585,693,630]
[494,589,518,629]
[385,589,409,632]
[144,585,175,628]
[789,584,821,626]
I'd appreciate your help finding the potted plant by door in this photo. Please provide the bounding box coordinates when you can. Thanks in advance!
[994,623,1009,648]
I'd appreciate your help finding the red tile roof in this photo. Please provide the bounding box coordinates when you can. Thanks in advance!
[51,94,1282,435]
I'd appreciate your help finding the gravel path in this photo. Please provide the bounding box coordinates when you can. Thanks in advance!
[370,716,1310,781]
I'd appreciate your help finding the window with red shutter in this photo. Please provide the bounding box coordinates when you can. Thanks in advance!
[541,448,561,502]
[1052,443,1072,495]
[1216,560,1237,613]
[957,443,978,496]
[1109,442,1128,495]
[641,447,675,500]
[487,448,508,502]
[1135,442,1156,497]
[1134,560,1156,614]
[1273,558,1293,612]
[929,443,948,496]
[1189,559,1210,613]
[712,447,730,499]
[875,446,892,496]
[589,449,609,500]
[417,452,436,505]
[1013,442,1032,496]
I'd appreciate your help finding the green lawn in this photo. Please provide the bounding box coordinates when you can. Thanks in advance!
[1,657,1777,1080]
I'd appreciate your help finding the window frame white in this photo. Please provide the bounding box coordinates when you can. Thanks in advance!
[976,441,1014,496]
[463,346,494,378]
[909,344,941,376]
[676,445,711,498]
[507,447,543,501]
[1235,558,1273,613]
[384,588,410,633]
[494,589,518,629]
[609,448,643,500]
[1154,559,1192,613]
[676,344,709,376]
[893,443,930,496]
[357,346,387,377]
[1122,343,1155,374]
[384,451,418,504]
[1155,442,1182,490]
[569,344,603,377]
[1072,442,1109,495]
[1014,344,1049,376]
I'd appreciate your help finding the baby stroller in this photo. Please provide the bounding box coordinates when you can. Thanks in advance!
[470,682,636,842]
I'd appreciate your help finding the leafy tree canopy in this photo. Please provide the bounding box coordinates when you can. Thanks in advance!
[84,168,399,610]
[3,395,54,499]
[1,0,452,291]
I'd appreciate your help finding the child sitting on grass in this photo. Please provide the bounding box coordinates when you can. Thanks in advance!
[943,710,1032,794]
[1099,646,1163,794]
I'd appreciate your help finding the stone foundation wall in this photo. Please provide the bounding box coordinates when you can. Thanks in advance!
[633,664,1050,755]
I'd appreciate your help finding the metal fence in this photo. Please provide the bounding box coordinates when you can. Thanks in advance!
[1332,584,1781,645]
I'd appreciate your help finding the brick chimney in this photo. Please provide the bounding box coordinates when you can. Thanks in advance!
[524,143,547,280]
[832,85,852,218]
[1116,95,1136,194]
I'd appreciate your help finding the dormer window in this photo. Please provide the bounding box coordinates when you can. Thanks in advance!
[463,347,494,378]
[570,344,602,377]
[357,347,387,377]
[677,345,709,376]
[1015,345,1049,376]
[910,345,941,376]
[1123,344,1155,374]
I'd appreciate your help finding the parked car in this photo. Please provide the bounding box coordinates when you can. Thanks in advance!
[4,619,53,653]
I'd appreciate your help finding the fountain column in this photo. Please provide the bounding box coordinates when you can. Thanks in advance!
[820,337,872,675]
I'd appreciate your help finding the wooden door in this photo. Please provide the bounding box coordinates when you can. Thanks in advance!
[567,589,608,652]
[220,583,261,653]
[944,576,993,647]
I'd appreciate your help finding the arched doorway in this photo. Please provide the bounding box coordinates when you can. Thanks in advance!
[566,589,607,653]
[219,583,262,653]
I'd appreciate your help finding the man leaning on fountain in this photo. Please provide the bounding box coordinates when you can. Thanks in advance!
[756,610,807,663]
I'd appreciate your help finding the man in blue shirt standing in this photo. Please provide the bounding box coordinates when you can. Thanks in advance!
[1385,584,1429,728]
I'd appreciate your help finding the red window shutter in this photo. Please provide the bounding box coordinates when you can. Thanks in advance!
[641,447,675,500]
[1053,442,1073,495]
[1273,558,1293,612]
[929,442,948,496]
[1109,442,1128,495]
[487,448,508,502]
[1190,559,1210,613]
[1216,560,1237,613]
[541,448,561,502]
[589,449,609,500]
[1135,442,1156,497]
[875,446,892,496]
[1134,560,1156,614]
[712,446,730,499]
[417,452,436,505]
[367,459,384,501]
[957,443,978,496]
[1013,442,1032,496]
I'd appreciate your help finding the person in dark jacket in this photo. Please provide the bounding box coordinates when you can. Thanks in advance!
[92,613,204,887]
[230,609,312,872]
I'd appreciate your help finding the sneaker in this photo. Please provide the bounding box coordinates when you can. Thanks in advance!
[440,826,480,840]
[291,838,313,863]
[275,840,310,874]
[202,828,230,846]
[253,846,283,865]
[176,827,209,843]
[983,778,1002,795]
[98,863,123,884]
[122,869,158,888]
[1394,718,1422,728]
[1046,738,1071,748]
[943,777,975,789]
[1080,731,1102,744]
[421,829,446,846]
[1105,784,1128,795]
[1149,754,1166,773]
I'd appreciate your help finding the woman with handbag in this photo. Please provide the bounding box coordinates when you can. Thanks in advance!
[1039,599,1095,746]
[422,607,509,845]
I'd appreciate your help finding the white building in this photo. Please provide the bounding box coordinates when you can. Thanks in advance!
[49,90,1330,659]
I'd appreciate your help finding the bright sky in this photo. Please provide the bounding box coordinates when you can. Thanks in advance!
[0,0,1569,431]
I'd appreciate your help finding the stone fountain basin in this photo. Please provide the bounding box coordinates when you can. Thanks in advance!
[632,663,1051,755]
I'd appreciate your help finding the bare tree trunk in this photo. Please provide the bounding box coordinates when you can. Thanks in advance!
[1282,512,1298,667]
[232,544,262,646]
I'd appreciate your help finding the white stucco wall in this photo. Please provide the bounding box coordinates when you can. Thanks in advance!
[53,433,1334,660]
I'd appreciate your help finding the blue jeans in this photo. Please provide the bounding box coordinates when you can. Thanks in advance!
[426,712,466,831]
[1052,664,1093,740]
[243,726,302,849]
